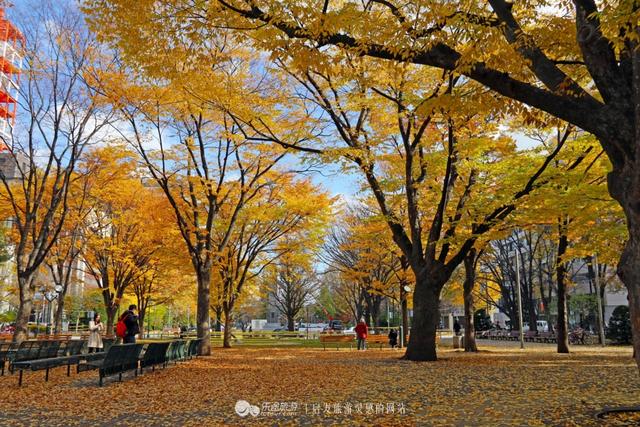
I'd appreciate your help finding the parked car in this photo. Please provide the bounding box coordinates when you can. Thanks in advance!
[328,320,343,331]
[523,321,549,332]
[343,326,356,335]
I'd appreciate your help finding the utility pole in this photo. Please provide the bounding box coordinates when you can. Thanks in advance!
[516,250,524,349]
[593,254,606,347]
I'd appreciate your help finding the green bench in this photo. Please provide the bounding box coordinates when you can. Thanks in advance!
[78,343,144,386]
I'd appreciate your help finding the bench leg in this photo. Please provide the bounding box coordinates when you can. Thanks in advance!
[18,370,23,386]
[67,363,71,376]
[119,372,123,382]
[99,373,103,387]
[45,367,49,382]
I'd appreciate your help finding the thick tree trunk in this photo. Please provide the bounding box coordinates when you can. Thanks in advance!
[54,298,65,334]
[287,315,295,332]
[106,305,118,337]
[214,305,223,332]
[223,307,233,348]
[556,220,570,353]
[138,310,146,336]
[405,270,445,361]
[197,267,212,355]
[13,274,35,343]
[463,250,478,352]
[401,289,409,347]
[617,227,640,371]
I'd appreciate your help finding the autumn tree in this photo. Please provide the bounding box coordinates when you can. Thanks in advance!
[214,176,332,347]
[84,0,640,365]
[140,0,640,369]
[265,254,319,332]
[0,1,112,342]
[80,146,170,334]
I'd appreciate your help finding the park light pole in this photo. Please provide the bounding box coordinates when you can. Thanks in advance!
[44,285,62,335]
[515,250,524,350]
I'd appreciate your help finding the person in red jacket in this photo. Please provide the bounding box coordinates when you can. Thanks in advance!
[355,318,368,350]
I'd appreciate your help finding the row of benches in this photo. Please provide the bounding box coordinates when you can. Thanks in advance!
[478,330,558,343]
[0,338,202,386]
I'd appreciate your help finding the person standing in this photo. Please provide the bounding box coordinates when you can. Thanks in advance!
[453,320,462,336]
[388,328,398,349]
[355,318,368,350]
[88,313,104,353]
[121,304,140,344]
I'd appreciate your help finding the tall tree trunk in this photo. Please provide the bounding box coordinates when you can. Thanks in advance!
[54,298,65,334]
[287,315,295,332]
[405,270,445,361]
[222,306,233,348]
[617,225,640,371]
[197,266,212,355]
[463,249,478,352]
[556,219,570,353]
[213,305,223,332]
[106,305,118,337]
[138,310,146,336]
[13,274,35,343]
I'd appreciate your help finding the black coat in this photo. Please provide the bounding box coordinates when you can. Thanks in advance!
[123,310,140,336]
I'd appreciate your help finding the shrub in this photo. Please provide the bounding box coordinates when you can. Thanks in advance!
[606,305,632,344]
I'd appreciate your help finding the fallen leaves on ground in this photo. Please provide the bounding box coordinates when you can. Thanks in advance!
[0,345,638,426]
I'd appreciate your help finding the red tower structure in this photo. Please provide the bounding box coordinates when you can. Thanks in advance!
[0,7,23,148]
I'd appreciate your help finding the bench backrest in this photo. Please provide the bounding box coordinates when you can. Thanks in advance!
[39,340,62,359]
[64,339,86,356]
[101,344,144,376]
[102,337,115,353]
[0,342,16,359]
[319,334,353,342]
[167,340,189,361]
[188,339,203,356]
[13,341,44,362]
[141,342,170,367]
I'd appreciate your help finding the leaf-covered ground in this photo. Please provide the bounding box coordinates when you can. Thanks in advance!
[0,345,638,426]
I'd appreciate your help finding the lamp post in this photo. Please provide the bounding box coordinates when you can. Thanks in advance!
[593,254,606,347]
[515,250,524,349]
[44,285,62,335]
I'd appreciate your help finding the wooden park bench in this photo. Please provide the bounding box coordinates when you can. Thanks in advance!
[524,331,538,342]
[319,334,353,350]
[78,343,144,386]
[535,331,556,343]
[367,334,390,349]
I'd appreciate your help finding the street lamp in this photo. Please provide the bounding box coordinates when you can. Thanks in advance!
[44,285,63,334]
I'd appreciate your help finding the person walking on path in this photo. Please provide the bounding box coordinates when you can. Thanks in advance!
[388,328,398,349]
[355,318,368,350]
[88,313,104,353]
[454,320,462,336]
[121,304,140,344]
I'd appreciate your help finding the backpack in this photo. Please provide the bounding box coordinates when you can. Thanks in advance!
[116,317,128,338]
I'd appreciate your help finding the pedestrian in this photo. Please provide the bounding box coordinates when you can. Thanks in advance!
[453,320,461,336]
[388,328,398,349]
[88,313,104,353]
[121,304,140,344]
[355,318,368,350]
